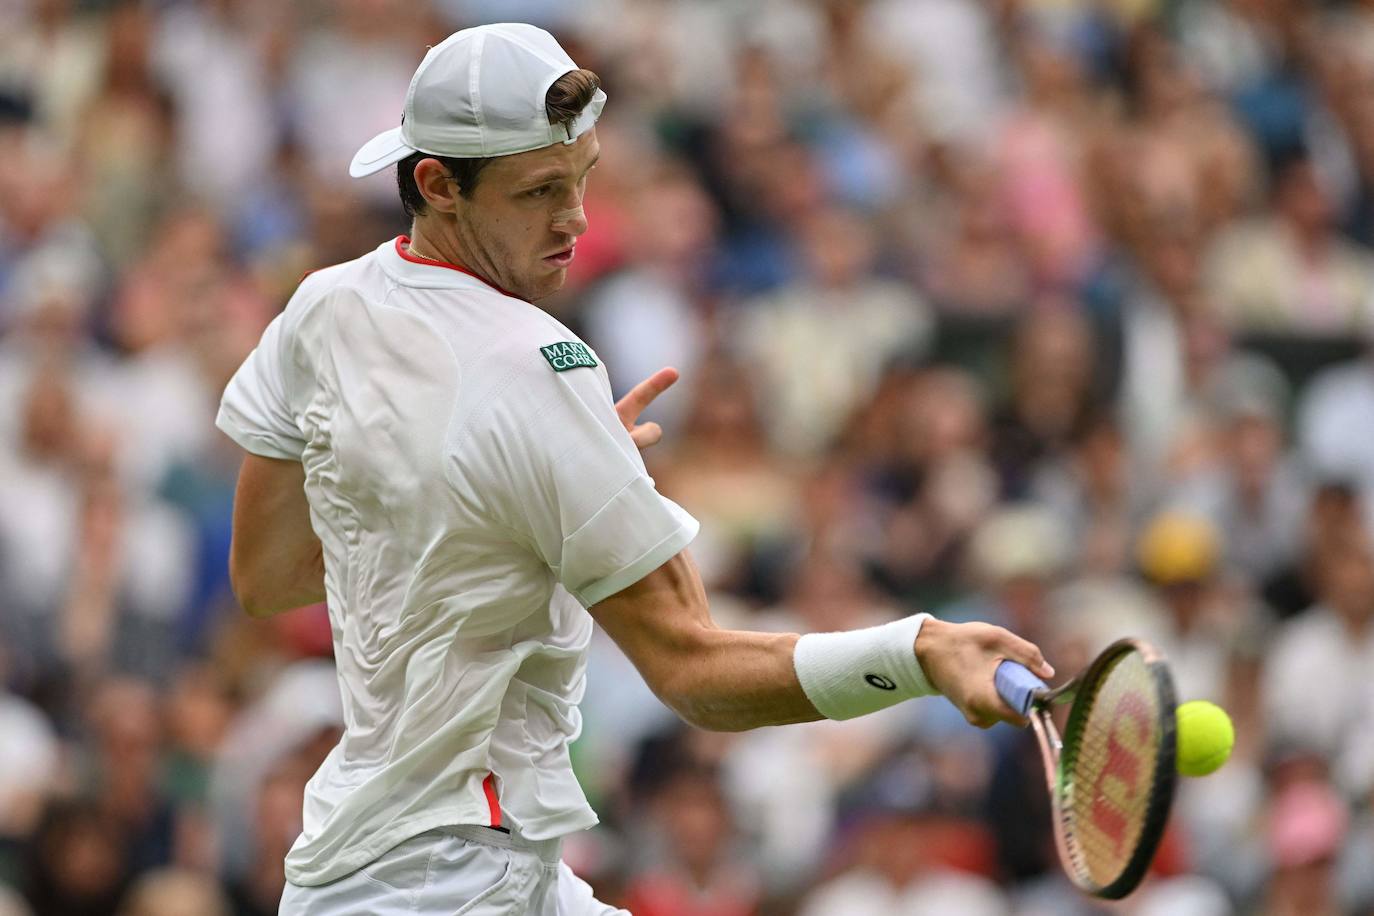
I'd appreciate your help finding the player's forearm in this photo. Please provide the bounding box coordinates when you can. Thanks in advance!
[655,628,822,732]
[590,551,822,731]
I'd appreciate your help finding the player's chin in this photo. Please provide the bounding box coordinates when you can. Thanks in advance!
[529,260,569,294]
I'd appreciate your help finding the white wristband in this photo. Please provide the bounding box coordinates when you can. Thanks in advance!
[793,613,938,721]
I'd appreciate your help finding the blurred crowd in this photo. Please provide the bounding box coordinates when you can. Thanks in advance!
[4,0,1374,913]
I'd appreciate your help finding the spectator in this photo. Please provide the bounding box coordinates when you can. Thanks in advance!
[865,367,998,606]
[285,0,431,204]
[1263,535,1374,782]
[73,0,174,269]
[580,161,717,432]
[116,868,229,916]
[0,0,103,152]
[1031,409,1152,575]
[988,309,1099,498]
[917,158,1034,318]
[797,747,1008,916]
[1136,510,1264,704]
[0,681,58,872]
[941,505,1068,648]
[1207,152,1374,335]
[20,798,130,916]
[651,355,801,593]
[0,243,109,452]
[1,1,1372,911]
[622,764,761,916]
[151,0,285,210]
[732,204,933,457]
[1259,779,1348,916]
[0,885,31,916]
[1174,354,1308,585]
[82,680,175,875]
[1298,347,1374,532]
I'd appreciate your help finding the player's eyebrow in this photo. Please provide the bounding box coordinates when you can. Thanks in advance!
[517,153,600,189]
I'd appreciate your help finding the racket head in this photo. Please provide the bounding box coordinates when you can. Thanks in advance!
[1047,638,1177,899]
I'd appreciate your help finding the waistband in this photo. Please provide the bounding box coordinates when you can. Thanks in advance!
[438,823,564,867]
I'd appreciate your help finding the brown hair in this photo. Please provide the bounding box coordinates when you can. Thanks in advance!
[397,68,601,217]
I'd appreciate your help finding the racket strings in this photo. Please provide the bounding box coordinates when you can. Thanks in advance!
[1060,652,1163,889]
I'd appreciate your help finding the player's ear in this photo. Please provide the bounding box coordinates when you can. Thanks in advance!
[414,157,462,214]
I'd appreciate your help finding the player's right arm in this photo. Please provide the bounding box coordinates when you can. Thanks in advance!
[590,549,1054,732]
[472,340,1050,732]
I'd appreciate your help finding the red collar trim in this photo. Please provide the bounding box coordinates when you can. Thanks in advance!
[394,236,517,298]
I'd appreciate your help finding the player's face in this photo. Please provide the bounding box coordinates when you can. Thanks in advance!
[454,130,599,301]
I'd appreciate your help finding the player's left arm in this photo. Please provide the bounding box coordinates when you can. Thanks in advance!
[614,366,677,450]
[228,453,325,617]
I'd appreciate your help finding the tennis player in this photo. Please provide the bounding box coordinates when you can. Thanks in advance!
[218,23,1053,915]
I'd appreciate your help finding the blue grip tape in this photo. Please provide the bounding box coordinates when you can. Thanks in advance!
[995,660,1047,717]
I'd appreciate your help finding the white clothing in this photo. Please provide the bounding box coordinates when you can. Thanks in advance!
[289,34,417,201]
[0,451,195,626]
[217,236,697,886]
[0,692,59,812]
[1263,607,1374,795]
[733,279,932,457]
[1299,361,1374,537]
[153,4,278,205]
[277,825,626,915]
[862,0,1005,142]
[580,269,704,433]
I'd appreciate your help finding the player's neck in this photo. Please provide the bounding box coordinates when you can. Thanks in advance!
[406,217,520,300]
[406,224,464,268]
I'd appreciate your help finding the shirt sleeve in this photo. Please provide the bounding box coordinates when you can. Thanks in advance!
[216,310,307,460]
[466,349,698,607]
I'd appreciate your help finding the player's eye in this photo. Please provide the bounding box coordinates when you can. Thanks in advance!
[527,185,551,199]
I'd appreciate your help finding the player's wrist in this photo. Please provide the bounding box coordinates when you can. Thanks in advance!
[793,613,939,721]
[913,615,949,689]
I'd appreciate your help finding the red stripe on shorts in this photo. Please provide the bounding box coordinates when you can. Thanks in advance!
[483,771,501,828]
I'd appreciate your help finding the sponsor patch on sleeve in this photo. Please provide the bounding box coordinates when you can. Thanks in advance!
[539,341,599,372]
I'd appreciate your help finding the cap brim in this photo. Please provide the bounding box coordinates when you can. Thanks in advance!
[348,127,414,178]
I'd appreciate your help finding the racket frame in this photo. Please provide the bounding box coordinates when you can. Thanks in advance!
[1022,638,1178,900]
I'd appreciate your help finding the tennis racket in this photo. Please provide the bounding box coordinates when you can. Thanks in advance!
[995,638,1178,899]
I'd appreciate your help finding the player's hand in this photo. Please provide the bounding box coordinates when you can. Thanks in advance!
[615,367,678,450]
[915,618,1054,729]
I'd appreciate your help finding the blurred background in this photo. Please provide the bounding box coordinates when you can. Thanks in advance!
[3,0,1374,913]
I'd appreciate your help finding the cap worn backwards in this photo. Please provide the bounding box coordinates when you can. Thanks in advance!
[348,23,607,179]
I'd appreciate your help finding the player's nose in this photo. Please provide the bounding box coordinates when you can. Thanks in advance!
[551,204,588,237]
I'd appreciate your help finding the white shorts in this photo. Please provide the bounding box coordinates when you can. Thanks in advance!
[277,825,628,915]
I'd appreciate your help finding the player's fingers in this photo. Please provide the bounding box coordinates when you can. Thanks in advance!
[964,681,1029,729]
[997,710,1030,729]
[965,706,1000,730]
[995,629,1055,680]
[615,367,679,427]
[629,422,663,449]
[986,689,1030,729]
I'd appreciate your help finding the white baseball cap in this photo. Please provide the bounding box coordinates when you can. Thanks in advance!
[348,23,607,179]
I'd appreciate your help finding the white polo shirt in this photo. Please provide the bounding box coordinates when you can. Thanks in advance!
[216,236,698,886]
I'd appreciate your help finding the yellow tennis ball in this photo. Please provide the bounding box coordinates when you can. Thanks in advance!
[1175,700,1234,777]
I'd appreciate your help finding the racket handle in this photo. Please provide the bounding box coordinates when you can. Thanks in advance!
[995,660,1048,718]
